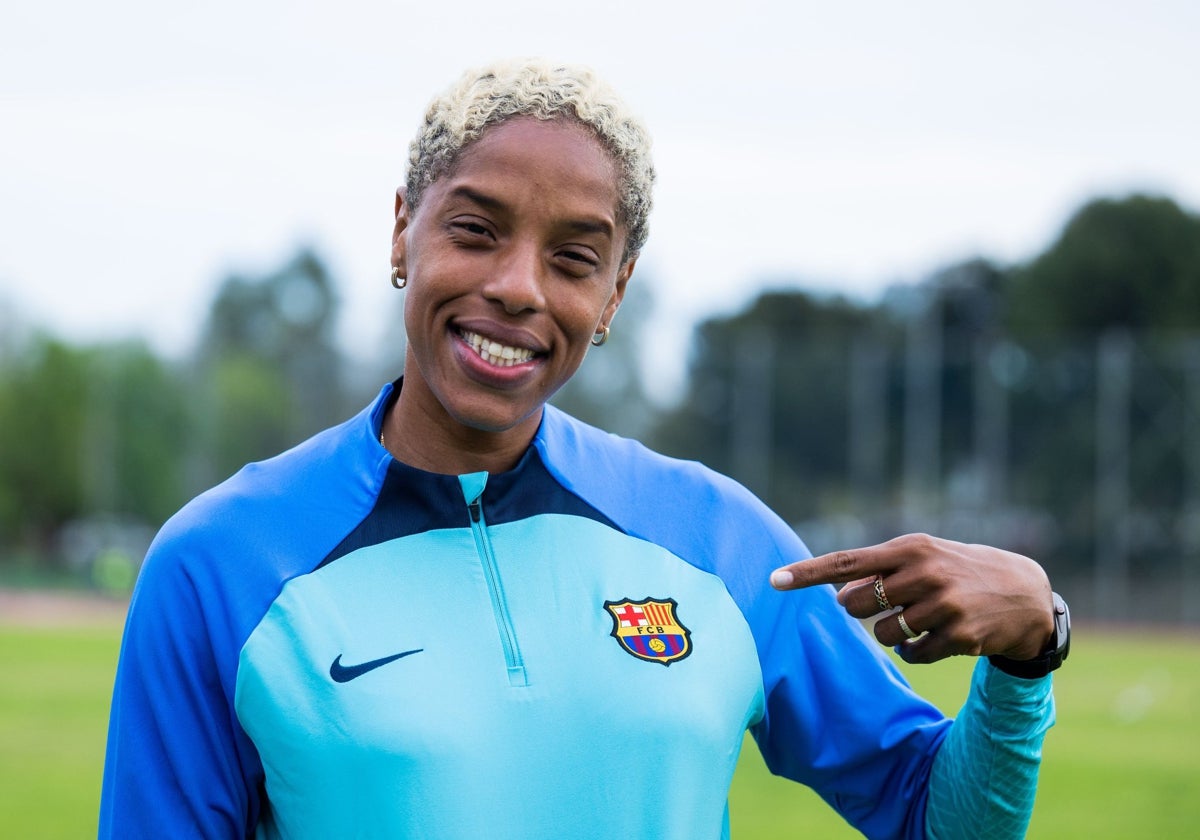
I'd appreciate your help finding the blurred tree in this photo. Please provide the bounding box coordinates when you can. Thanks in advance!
[203,355,293,481]
[648,287,887,524]
[1001,194,1200,576]
[1006,194,1200,339]
[918,259,1007,502]
[83,341,189,525]
[0,335,90,554]
[0,335,187,565]
[192,248,345,486]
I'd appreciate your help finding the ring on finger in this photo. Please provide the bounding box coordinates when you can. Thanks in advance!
[897,612,920,640]
[873,577,893,612]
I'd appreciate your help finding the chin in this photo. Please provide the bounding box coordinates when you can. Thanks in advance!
[447,396,543,436]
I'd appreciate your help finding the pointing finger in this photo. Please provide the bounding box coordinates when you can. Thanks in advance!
[770,547,892,591]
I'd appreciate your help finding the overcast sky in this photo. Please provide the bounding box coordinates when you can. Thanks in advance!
[3,1,1198,394]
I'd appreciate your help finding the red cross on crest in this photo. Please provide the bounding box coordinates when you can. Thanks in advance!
[613,604,648,627]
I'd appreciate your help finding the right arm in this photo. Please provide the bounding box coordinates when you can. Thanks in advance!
[99,535,264,838]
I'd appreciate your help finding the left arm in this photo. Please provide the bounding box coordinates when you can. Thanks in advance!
[925,661,1055,838]
[770,534,1065,839]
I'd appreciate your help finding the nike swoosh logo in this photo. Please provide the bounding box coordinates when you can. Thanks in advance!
[329,649,424,683]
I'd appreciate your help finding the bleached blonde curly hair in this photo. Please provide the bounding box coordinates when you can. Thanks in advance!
[405,58,656,261]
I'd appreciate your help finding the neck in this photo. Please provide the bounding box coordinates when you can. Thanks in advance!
[381,384,541,476]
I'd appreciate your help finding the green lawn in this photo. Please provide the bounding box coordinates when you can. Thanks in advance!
[2,618,1197,837]
[0,623,122,838]
[730,627,1200,837]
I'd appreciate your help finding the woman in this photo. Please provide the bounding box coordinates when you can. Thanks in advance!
[100,59,1066,839]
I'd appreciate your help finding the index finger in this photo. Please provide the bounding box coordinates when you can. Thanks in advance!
[770,545,896,590]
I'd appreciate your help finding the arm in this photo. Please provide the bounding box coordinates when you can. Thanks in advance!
[925,663,1054,838]
[746,582,951,839]
[99,532,264,838]
[770,534,1061,839]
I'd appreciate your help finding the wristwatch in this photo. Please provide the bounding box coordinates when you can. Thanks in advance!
[988,592,1071,679]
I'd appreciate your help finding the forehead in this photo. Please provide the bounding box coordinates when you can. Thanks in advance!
[441,117,621,213]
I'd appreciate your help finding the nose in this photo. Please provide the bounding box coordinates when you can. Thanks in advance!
[482,240,546,315]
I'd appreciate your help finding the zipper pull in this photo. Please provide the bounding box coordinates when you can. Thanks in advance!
[459,472,489,524]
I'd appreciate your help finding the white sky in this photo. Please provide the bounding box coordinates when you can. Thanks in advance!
[2,1,1198,395]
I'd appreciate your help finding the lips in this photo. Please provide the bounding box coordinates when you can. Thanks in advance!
[457,328,539,368]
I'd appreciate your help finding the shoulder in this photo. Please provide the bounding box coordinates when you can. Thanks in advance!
[536,406,806,573]
[138,399,389,618]
[537,406,743,495]
[168,411,371,542]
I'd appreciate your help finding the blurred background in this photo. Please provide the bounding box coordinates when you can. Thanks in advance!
[3,0,1199,625]
[3,3,1199,836]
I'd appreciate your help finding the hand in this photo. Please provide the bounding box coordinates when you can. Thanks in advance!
[770,533,1055,664]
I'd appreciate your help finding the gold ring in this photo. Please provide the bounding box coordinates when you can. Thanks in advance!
[897,612,920,640]
[873,577,892,612]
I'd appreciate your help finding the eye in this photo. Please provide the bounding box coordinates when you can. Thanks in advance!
[555,247,600,276]
[448,217,495,242]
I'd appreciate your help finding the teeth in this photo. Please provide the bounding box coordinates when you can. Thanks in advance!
[460,330,535,367]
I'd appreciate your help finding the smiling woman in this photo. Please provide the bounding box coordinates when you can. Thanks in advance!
[388,117,635,472]
[100,58,1063,840]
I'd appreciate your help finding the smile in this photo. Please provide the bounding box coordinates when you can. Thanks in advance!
[458,329,537,368]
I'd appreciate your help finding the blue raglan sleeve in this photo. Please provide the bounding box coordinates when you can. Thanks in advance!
[740,544,951,840]
[736,517,1056,840]
[99,518,265,839]
[732,512,1055,839]
[98,393,394,838]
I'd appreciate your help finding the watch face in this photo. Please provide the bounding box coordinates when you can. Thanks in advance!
[1052,593,1070,665]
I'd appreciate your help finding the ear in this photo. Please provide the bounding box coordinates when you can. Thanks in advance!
[391,187,410,278]
[601,256,637,330]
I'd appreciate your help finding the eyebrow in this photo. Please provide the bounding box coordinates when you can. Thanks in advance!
[449,185,505,213]
[448,185,615,239]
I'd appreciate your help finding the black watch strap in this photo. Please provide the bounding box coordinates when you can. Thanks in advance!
[988,592,1070,679]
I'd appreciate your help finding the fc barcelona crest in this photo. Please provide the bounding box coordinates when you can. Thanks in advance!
[604,597,692,666]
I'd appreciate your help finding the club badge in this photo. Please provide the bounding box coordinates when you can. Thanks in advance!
[604,597,692,666]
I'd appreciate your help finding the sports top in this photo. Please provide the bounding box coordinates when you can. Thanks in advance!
[100,382,1053,839]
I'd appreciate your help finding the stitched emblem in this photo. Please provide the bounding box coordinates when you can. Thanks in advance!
[604,597,692,666]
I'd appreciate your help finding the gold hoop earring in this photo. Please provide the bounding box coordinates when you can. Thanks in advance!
[391,266,407,289]
[591,325,610,346]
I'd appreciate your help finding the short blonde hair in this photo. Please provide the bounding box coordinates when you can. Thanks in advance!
[406,58,656,260]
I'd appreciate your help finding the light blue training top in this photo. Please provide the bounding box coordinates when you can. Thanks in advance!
[100,382,1054,839]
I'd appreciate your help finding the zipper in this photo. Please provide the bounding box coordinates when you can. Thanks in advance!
[460,473,528,687]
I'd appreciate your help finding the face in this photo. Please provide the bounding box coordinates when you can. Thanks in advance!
[392,117,636,443]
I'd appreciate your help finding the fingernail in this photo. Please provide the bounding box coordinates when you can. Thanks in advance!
[770,569,794,589]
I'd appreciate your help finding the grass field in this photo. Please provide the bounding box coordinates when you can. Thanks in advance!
[1,610,1197,838]
[729,629,1200,837]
